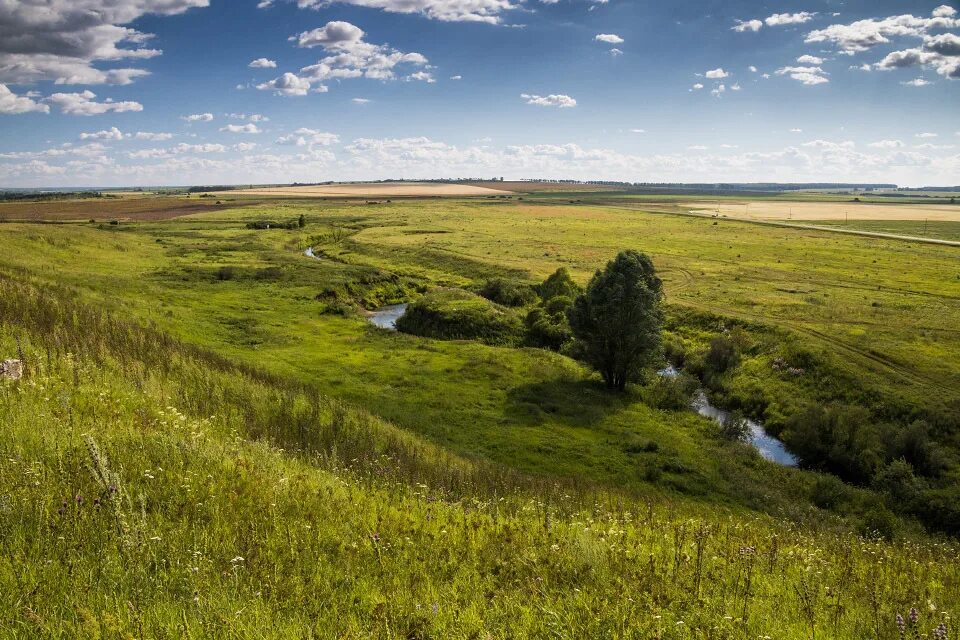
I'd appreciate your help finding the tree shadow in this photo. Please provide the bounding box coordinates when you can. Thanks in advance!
[504,376,634,428]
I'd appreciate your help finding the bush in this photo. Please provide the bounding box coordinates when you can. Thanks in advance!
[524,307,572,350]
[216,266,235,281]
[479,278,538,307]
[537,267,580,301]
[810,475,850,510]
[719,410,751,442]
[644,373,697,411]
[396,289,524,345]
[705,336,739,374]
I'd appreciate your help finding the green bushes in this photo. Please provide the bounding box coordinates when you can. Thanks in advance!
[478,278,537,307]
[396,288,524,345]
[642,372,698,411]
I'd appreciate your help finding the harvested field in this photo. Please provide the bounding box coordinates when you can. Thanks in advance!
[225,183,513,197]
[684,199,960,222]
[0,197,233,222]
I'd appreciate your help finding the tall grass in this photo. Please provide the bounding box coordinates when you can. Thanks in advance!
[1,274,958,637]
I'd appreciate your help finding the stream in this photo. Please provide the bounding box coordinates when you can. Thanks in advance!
[661,366,798,466]
[363,302,798,467]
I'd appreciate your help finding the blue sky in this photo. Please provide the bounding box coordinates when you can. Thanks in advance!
[0,0,957,187]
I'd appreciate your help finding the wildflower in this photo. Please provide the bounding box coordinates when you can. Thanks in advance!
[231,556,244,563]
[75,495,83,505]
[933,623,948,640]
[896,613,906,635]
[909,608,920,624]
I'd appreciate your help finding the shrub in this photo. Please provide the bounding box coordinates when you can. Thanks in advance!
[644,373,697,411]
[537,267,580,301]
[479,278,538,307]
[719,410,751,442]
[216,266,235,281]
[524,307,572,350]
[705,336,739,374]
[396,289,524,345]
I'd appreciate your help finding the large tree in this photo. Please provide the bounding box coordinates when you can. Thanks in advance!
[568,250,664,390]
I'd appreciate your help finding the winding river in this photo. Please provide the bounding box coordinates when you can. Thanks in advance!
[362,302,797,467]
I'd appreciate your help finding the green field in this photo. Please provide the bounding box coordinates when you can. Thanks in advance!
[1,192,958,637]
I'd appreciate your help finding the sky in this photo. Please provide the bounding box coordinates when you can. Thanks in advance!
[0,0,958,187]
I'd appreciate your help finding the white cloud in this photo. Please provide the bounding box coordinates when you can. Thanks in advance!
[135,131,173,141]
[711,83,726,96]
[630,129,645,133]
[276,129,340,146]
[405,71,436,83]
[450,75,463,80]
[80,127,126,140]
[765,12,817,26]
[182,113,214,122]
[521,93,577,107]
[705,68,729,79]
[790,128,803,133]
[259,0,517,25]
[691,83,704,90]
[805,9,960,54]
[797,54,825,65]
[0,83,50,114]
[749,65,758,72]
[609,48,623,57]
[933,5,958,18]
[257,72,314,97]
[263,21,430,95]
[249,58,278,69]
[352,97,371,104]
[916,132,938,138]
[733,19,763,33]
[220,123,262,134]
[0,1,209,85]
[868,139,904,148]
[595,34,624,44]
[687,145,708,151]
[776,65,829,85]
[901,78,932,86]
[45,90,143,115]
[914,143,955,150]
[234,142,258,152]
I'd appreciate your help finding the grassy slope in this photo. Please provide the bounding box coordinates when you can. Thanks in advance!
[1,282,958,639]
[1,197,959,521]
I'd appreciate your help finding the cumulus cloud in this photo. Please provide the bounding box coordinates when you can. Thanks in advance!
[797,54,825,64]
[259,0,517,25]
[868,139,904,148]
[450,75,463,80]
[902,78,932,86]
[182,113,213,122]
[220,123,262,134]
[765,12,817,26]
[260,21,430,96]
[276,129,340,146]
[249,58,278,68]
[691,83,704,90]
[916,132,938,138]
[595,34,624,44]
[805,8,960,54]
[521,93,577,107]
[733,19,763,33]
[776,65,829,85]
[705,68,729,79]
[257,72,314,96]
[135,131,173,141]
[0,83,49,114]
[45,90,143,115]
[80,127,126,140]
[0,0,209,85]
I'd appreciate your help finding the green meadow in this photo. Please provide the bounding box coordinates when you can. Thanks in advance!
[1,192,959,637]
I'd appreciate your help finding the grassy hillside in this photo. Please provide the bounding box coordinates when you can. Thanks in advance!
[1,277,958,638]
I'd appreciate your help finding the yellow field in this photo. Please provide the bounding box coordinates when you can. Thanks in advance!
[225,182,512,197]
[684,200,960,222]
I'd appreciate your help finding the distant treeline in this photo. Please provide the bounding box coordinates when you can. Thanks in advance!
[0,191,104,202]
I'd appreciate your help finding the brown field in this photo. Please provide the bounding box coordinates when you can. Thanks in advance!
[466,181,627,193]
[224,182,513,198]
[684,200,960,222]
[0,197,236,222]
